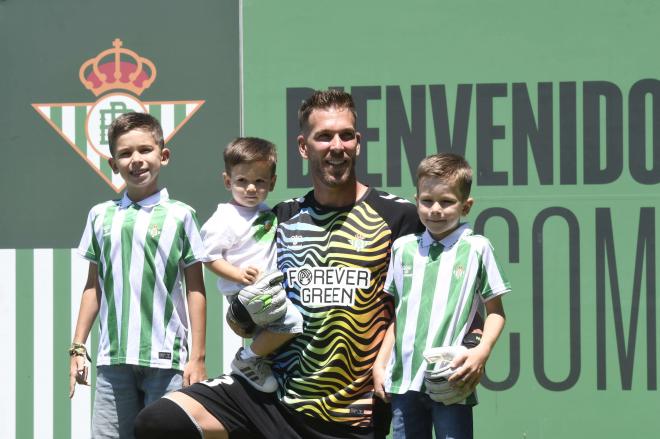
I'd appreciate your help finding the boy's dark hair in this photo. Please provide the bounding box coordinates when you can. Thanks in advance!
[108,112,164,156]
[298,89,357,131]
[224,137,277,175]
[416,153,473,200]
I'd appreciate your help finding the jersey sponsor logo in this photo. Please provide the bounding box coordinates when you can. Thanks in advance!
[32,38,204,192]
[287,266,371,307]
[158,351,172,360]
[290,234,303,249]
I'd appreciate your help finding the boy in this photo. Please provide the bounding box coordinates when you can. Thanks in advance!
[68,112,208,438]
[373,153,509,439]
[200,137,303,392]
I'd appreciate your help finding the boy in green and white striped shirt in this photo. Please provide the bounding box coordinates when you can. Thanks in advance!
[374,153,509,439]
[68,112,208,438]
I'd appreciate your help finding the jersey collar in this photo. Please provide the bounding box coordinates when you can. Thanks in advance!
[118,188,169,209]
[421,223,473,250]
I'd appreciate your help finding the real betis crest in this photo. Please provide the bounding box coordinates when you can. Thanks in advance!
[32,38,204,192]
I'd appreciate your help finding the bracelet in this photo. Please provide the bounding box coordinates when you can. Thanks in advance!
[69,342,91,361]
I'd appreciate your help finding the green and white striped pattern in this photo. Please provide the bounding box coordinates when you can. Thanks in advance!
[79,191,206,369]
[384,224,510,394]
[0,249,241,439]
[32,101,204,192]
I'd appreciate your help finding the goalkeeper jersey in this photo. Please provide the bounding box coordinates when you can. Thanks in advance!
[272,187,423,427]
[77,189,205,370]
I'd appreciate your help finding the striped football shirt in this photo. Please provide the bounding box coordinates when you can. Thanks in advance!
[77,188,205,370]
[383,223,510,395]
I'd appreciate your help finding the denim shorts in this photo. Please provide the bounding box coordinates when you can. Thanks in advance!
[92,364,182,439]
[390,391,473,439]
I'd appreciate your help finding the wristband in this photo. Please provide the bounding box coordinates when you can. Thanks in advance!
[69,342,91,361]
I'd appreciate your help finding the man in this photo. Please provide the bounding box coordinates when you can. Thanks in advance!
[135,90,423,439]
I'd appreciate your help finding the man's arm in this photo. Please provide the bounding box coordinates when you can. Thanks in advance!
[373,320,395,402]
[448,296,505,389]
[69,262,101,398]
[183,262,208,386]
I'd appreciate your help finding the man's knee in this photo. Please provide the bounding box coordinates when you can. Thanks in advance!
[134,397,202,439]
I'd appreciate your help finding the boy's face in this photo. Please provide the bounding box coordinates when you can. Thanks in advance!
[108,129,169,201]
[224,160,276,208]
[416,176,473,241]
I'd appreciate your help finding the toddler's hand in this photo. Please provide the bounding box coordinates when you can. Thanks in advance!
[240,266,260,285]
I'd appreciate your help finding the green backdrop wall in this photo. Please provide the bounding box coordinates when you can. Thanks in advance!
[1,0,658,437]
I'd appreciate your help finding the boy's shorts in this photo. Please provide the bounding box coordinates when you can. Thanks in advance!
[179,374,376,439]
[93,365,182,438]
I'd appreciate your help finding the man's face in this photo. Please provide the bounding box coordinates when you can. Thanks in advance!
[298,107,360,190]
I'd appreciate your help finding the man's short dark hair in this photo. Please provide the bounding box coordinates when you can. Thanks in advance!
[416,153,473,200]
[224,137,277,175]
[298,89,357,131]
[108,112,164,156]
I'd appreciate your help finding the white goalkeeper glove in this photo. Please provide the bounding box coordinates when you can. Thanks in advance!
[234,271,287,327]
[423,345,471,405]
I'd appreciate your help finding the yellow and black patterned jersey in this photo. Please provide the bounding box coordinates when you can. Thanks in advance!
[273,188,423,427]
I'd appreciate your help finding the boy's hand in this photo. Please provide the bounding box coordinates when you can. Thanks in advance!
[69,355,89,398]
[183,357,208,387]
[373,365,390,402]
[447,345,489,391]
[239,266,260,285]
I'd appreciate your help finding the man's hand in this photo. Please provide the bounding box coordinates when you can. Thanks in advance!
[183,357,208,387]
[69,355,89,398]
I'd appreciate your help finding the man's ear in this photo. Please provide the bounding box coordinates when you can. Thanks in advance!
[269,173,277,191]
[298,134,308,159]
[355,132,361,156]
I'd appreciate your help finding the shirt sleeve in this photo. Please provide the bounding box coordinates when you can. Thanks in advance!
[77,207,99,263]
[478,239,511,301]
[181,208,207,267]
[199,205,236,262]
[383,241,400,298]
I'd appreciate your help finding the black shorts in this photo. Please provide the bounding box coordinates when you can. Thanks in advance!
[179,374,389,439]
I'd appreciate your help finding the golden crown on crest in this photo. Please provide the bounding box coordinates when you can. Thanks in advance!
[79,38,157,96]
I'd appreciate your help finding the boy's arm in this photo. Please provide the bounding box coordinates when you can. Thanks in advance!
[204,259,260,286]
[373,319,395,402]
[69,262,101,398]
[448,296,506,390]
[183,262,208,386]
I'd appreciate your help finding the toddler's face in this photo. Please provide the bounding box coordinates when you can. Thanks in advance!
[416,176,473,241]
[224,160,276,208]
